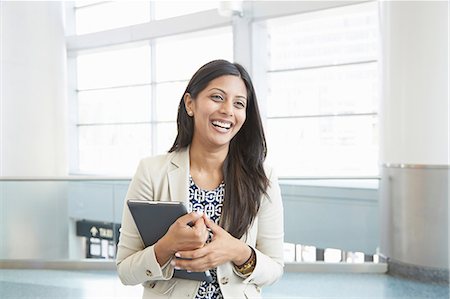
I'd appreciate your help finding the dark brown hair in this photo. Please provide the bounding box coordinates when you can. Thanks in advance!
[169,60,269,239]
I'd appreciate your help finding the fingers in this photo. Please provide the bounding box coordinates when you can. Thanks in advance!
[193,215,206,229]
[171,257,208,272]
[203,214,222,234]
[175,244,209,260]
[192,217,209,243]
[171,246,212,272]
[177,211,204,226]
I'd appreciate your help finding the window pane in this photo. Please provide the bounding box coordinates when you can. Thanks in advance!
[264,2,379,177]
[155,27,233,82]
[266,116,378,177]
[78,124,151,175]
[155,81,188,122]
[75,1,150,35]
[75,1,104,8]
[154,1,218,20]
[267,62,378,117]
[78,86,151,124]
[77,44,150,89]
[267,2,378,70]
[156,122,178,155]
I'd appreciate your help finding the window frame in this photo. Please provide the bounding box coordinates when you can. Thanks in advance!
[65,0,376,177]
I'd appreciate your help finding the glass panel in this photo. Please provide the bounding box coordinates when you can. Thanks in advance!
[264,2,379,177]
[266,2,378,70]
[324,248,342,262]
[75,1,151,35]
[266,116,378,177]
[283,243,296,262]
[155,81,188,122]
[78,124,151,175]
[77,44,150,90]
[0,181,70,259]
[299,245,317,262]
[156,122,178,154]
[346,251,365,263]
[154,1,218,20]
[78,86,151,124]
[0,178,379,262]
[74,1,105,8]
[155,27,233,82]
[267,62,378,117]
[0,179,131,260]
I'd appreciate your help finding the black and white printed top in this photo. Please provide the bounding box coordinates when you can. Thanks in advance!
[187,175,224,299]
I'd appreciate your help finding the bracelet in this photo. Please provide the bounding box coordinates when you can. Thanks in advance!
[234,247,256,275]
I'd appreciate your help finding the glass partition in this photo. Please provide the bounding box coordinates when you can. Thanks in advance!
[280,178,380,263]
[0,177,379,263]
[0,179,130,260]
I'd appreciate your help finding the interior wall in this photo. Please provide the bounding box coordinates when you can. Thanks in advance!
[0,1,68,176]
[379,0,449,282]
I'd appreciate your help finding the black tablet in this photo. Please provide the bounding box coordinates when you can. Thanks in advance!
[127,200,212,282]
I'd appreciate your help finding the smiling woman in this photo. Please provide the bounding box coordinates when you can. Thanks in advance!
[116,60,284,299]
[184,75,247,152]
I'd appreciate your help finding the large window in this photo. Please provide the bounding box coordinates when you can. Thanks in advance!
[153,1,218,20]
[76,44,152,175]
[74,1,218,35]
[73,27,232,175]
[75,1,151,35]
[68,1,379,177]
[263,2,379,177]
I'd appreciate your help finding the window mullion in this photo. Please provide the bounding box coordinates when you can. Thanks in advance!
[251,21,269,127]
[150,40,157,157]
[149,1,158,157]
[66,1,79,174]
[232,14,252,70]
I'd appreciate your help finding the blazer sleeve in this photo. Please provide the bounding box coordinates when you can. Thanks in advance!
[116,159,175,286]
[238,166,285,286]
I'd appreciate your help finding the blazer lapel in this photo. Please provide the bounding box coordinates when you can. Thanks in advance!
[167,147,190,205]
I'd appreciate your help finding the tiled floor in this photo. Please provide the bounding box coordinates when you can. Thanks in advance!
[263,272,448,298]
[0,269,448,298]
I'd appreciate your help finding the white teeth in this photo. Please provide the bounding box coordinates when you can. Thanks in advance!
[212,120,231,129]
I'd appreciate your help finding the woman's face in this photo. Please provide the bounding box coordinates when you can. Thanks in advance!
[185,75,247,150]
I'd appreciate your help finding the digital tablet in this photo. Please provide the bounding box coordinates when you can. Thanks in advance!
[127,200,212,282]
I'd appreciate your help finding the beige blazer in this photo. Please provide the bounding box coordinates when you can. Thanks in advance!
[116,147,284,299]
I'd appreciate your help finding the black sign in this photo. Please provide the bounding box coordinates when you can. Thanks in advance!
[76,220,120,241]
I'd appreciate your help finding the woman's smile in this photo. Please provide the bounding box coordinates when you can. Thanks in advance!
[185,75,247,149]
[211,120,232,130]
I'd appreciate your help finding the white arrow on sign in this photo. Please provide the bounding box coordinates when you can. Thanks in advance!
[90,226,98,237]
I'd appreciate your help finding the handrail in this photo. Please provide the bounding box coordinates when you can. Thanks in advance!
[0,176,381,181]
[0,176,131,181]
[280,176,380,180]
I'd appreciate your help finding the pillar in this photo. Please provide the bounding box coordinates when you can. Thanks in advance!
[0,1,68,176]
[379,0,449,283]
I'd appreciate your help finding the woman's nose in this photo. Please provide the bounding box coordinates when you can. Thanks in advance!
[220,100,233,116]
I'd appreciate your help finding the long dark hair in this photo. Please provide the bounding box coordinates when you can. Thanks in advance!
[169,59,269,239]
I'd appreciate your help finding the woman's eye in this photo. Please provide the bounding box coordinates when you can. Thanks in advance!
[235,101,246,109]
[211,95,223,101]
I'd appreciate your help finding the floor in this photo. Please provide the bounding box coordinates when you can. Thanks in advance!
[0,269,448,299]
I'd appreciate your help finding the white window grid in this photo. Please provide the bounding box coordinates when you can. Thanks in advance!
[65,1,379,177]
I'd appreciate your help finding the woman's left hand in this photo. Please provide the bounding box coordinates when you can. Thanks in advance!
[171,214,252,272]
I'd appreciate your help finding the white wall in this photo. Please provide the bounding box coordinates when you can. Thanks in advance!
[0,1,68,176]
[380,1,449,166]
[379,0,449,280]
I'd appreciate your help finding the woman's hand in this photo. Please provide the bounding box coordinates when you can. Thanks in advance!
[170,214,252,272]
[154,211,209,266]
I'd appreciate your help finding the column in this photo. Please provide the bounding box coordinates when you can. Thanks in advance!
[0,1,68,176]
[379,1,449,283]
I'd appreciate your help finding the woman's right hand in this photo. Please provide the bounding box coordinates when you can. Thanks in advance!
[154,211,208,266]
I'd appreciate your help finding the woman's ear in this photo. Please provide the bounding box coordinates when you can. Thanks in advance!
[184,93,194,116]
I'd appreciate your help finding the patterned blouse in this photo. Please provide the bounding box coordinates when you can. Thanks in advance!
[187,175,224,299]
